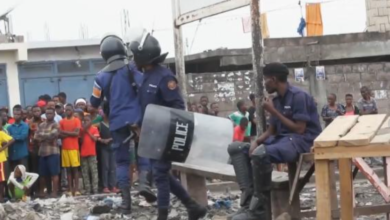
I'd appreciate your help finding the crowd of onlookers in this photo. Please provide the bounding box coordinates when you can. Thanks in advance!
[0,85,377,202]
[0,92,117,202]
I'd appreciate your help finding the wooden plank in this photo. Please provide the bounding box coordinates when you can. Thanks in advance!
[314,115,359,147]
[287,163,300,219]
[329,162,339,220]
[172,0,189,104]
[315,160,332,220]
[176,0,250,26]
[186,174,208,206]
[172,161,289,184]
[339,114,387,146]
[353,158,390,202]
[289,156,304,204]
[383,157,390,220]
[314,145,390,160]
[180,172,188,190]
[339,158,354,220]
[371,117,390,145]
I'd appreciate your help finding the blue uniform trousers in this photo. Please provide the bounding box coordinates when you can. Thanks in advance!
[111,126,151,188]
[151,159,190,209]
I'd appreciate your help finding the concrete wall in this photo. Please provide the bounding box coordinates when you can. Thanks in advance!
[27,46,100,62]
[187,61,390,117]
[366,0,390,32]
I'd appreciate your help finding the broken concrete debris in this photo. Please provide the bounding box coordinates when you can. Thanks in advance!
[0,182,388,220]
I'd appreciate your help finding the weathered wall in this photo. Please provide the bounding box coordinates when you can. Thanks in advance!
[187,61,390,116]
[366,0,390,32]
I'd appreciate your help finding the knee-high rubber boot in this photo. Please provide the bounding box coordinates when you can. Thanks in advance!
[118,186,131,215]
[138,170,157,203]
[227,142,254,220]
[232,145,272,220]
[183,198,208,220]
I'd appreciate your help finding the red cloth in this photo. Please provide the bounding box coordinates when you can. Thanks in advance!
[37,100,46,107]
[81,126,100,157]
[7,117,15,124]
[233,125,246,142]
[60,117,81,150]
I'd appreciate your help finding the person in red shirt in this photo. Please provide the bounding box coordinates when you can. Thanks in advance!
[60,104,81,196]
[233,117,249,142]
[80,115,99,195]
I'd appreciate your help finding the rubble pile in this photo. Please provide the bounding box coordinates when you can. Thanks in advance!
[0,180,388,220]
[0,191,240,220]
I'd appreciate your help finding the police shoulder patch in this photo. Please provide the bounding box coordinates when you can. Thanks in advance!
[167,80,177,90]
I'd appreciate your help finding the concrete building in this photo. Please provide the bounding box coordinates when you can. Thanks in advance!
[0,39,102,109]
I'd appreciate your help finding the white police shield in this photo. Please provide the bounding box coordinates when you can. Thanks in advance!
[138,104,233,164]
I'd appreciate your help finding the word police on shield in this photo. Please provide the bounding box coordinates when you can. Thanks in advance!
[138,104,233,163]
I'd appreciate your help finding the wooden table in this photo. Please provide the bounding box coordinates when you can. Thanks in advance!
[313,114,390,220]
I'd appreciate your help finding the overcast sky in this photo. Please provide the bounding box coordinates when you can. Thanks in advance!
[1,0,366,57]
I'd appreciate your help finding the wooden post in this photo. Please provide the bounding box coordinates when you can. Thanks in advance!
[315,160,332,220]
[339,158,354,220]
[172,0,188,106]
[250,0,266,134]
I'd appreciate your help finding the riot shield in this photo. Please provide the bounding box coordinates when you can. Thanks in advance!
[138,104,233,164]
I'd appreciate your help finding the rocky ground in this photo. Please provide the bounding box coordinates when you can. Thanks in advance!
[0,178,389,220]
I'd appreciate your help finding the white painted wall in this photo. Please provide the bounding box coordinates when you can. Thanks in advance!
[0,43,28,110]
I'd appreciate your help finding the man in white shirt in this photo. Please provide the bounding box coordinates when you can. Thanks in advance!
[41,100,62,123]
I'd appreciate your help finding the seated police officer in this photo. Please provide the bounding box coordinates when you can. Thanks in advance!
[228,63,322,220]
[90,35,156,215]
[129,32,207,220]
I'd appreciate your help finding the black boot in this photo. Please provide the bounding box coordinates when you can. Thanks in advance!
[227,142,254,220]
[118,186,131,215]
[157,208,169,220]
[138,170,157,203]
[232,145,272,220]
[183,198,208,220]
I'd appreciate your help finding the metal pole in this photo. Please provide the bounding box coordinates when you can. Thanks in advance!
[172,0,188,107]
[250,0,266,133]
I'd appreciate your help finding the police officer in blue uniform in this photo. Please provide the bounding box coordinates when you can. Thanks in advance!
[228,63,322,220]
[90,35,156,214]
[130,33,207,220]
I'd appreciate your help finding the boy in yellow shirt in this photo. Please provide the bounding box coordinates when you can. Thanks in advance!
[0,117,14,202]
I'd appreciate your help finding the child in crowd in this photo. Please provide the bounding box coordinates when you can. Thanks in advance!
[60,104,81,196]
[0,117,14,202]
[229,100,251,139]
[98,108,118,193]
[345,94,360,116]
[8,165,38,201]
[233,117,249,142]
[80,115,99,195]
[358,86,378,115]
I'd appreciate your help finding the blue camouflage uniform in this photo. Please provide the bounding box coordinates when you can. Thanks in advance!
[264,84,322,162]
[90,62,150,189]
[139,65,190,209]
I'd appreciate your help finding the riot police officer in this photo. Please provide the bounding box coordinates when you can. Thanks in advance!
[90,35,156,214]
[129,33,207,220]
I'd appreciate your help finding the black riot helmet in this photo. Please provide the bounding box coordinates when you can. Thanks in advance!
[129,33,168,67]
[100,35,128,72]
